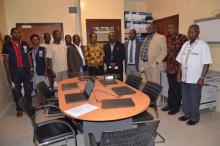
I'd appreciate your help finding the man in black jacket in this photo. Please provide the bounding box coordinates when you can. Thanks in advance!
[103,32,124,81]
[67,34,86,77]
[2,28,32,117]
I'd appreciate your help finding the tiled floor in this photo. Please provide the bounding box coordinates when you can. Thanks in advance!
[0,101,220,146]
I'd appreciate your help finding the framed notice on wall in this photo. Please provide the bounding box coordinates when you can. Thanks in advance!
[86,19,121,44]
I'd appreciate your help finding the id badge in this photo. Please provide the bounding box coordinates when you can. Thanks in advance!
[23,46,28,53]
[39,50,43,57]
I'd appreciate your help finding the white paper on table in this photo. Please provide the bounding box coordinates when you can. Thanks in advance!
[64,103,99,117]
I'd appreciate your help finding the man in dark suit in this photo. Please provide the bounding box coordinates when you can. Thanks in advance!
[124,29,142,76]
[67,34,87,77]
[104,32,124,81]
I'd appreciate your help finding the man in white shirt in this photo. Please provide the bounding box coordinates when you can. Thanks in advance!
[176,24,212,125]
[46,30,68,82]
[67,34,87,77]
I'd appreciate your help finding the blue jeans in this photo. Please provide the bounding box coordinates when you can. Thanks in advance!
[181,82,202,122]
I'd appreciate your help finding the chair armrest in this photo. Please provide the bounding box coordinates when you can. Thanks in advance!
[37,119,76,135]
[88,133,98,146]
[34,104,60,110]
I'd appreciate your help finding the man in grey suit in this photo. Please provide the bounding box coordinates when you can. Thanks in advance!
[124,29,142,76]
[67,34,87,77]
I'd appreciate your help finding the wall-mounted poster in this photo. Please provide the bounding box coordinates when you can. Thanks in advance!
[124,11,153,41]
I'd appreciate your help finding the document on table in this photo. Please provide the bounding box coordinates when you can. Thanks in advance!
[64,103,99,117]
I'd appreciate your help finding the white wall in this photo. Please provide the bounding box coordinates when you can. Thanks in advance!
[0,0,13,117]
[3,0,78,36]
[80,0,124,45]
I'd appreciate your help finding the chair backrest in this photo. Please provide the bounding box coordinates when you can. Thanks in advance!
[99,120,159,146]
[36,81,52,100]
[125,75,142,89]
[142,81,162,106]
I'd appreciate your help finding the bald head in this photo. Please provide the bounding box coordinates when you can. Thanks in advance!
[108,32,117,43]
[188,24,200,43]
[167,23,178,36]
[72,34,81,46]
[128,29,136,40]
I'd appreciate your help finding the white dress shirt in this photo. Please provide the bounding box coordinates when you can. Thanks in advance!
[127,39,136,64]
[176,39,212,83]
[74,43,85,66]
[46,43,68,73]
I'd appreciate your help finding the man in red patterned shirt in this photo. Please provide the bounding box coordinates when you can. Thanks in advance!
[162,23,188,115]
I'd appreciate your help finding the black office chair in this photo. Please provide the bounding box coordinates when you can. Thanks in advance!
[142,81,162,118]
[88,120,160,146]
[19,97,78,146]
[36,82,62,117]
[125,75,142,89]
[132,81,165,143]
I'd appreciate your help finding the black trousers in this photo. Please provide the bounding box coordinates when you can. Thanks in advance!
[12,69,33,111]
[167,73,182,111]
[88,66,104,76]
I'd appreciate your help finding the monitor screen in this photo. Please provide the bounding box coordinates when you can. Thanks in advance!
[84,79,95,97]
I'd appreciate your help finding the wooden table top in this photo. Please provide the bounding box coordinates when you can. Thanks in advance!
[58,77,150,122]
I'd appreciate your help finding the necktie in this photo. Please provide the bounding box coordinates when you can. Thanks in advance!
[129,40,133,63]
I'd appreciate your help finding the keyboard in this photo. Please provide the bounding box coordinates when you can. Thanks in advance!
[102,98,135,108]
[111,86,136,96]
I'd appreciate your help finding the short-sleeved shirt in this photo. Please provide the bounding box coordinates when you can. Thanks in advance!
[176,39,212,83]
[46,43,68,73]
[2,41,31,76]
[40,43,51,51]
[165,33,188,74]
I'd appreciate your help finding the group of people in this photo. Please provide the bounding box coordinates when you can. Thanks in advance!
[2,22,212,126]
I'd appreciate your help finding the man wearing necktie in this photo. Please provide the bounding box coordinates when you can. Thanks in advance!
[104,32,124,81]
[139,22,167,84]
[124,29,142,77]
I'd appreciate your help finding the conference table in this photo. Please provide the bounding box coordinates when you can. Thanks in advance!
[58,76,150,146]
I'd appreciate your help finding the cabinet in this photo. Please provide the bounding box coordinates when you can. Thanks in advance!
[160,71,218,110]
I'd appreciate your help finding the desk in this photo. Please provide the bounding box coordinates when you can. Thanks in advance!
[58,77,150,145]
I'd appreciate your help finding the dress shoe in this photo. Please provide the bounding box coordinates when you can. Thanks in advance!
[186,120,197,126]
[168,110,178,115]
[16,111,23,117]
[161,106,170,111]
[178,116,189,121]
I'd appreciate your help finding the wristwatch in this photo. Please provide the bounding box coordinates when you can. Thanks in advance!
[200,76,205,80]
